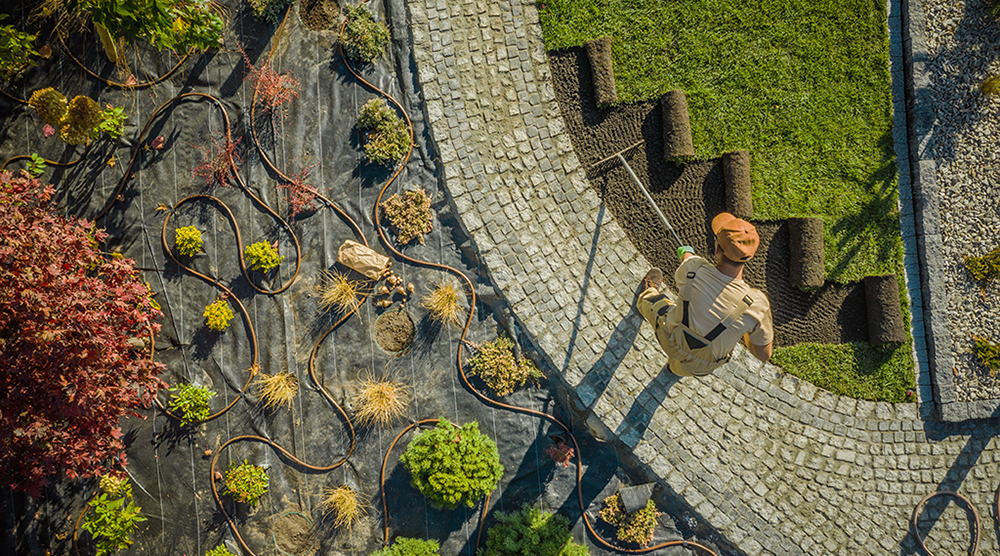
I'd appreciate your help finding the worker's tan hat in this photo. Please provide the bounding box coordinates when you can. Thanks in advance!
[712,212,759,262]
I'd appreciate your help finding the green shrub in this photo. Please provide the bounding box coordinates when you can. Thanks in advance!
[342,5,391,64]
[95,105,127,139]
[168,383,215,426]
[480,504,590,556]
[175,225,204,256]
[399,419,503,510]
[0,14,37,82]
[598,494,658,547]
[357,98,411,165]
[172,0,224,52]
[223,459,268,506]
[469,336,543,397]
[28,89,104,145]
[974,336,1000,377]
[247,0,294,24]
[69,0,221,54]
[964,247,1000,282]
[206,545,236,556]
[26,153,46,178]
[370,537,440,556]
[81,479,146,556]
[28,88,67,127]
[203,298,234,331]
[244,240,284,272]
[381,188,433,245]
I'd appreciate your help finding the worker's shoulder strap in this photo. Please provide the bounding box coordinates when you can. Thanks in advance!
[679,264,754,342]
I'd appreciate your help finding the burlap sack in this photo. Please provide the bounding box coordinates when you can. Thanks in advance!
[337,240,390,279]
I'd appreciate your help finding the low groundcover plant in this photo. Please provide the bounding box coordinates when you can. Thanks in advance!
[599,493,659,547]
[469,336,542,397]
[244,240,284,272]
[175,225,204,256]
[481,504,590,556]
[203,298,234,331]
[399,418,502,509]
[342,5,391,64]
[223,459,268,506]
[381,187,433,245]
[168,383,215,427]
[81,477,146,556]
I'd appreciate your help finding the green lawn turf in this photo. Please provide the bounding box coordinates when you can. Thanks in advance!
[539,0,915,401]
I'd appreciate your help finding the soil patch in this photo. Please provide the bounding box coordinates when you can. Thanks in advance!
[547,47,867,347]
[373,309,415,353]
[272,512,314,555]
[299,0,340,31]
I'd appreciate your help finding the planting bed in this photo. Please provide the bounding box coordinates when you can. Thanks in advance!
[0,1,726,555]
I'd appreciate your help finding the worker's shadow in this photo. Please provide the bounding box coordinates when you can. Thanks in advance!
[616,366,681,444]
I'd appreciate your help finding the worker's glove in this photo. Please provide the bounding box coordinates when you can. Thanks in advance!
[677,245,694,260]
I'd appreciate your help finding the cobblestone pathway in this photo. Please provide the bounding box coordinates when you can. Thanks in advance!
[404,0,1000,553]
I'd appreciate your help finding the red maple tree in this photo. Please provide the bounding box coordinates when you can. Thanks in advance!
[0,171,166,496]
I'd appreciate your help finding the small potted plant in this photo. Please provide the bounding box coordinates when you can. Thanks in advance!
[468,336,543,397]
[244,240,284,272]
[168,383,215,427]
[399,419,502,509]
[203,297,234,331]
[599,493,659,547]
[223,459,269,506]
[81,475,147,556]
[175,225,204,257]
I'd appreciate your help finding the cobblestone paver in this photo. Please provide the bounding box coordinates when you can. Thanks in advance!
[404,0,1000,553]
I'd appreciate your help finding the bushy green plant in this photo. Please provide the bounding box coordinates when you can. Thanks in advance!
[206,545,235,556]
[973,336,1000,377]
[399,419,502,510]
[381,188,433,245]
[81,478,146,556]
[244,240,284,272]
[223,459,268,506]
[29,89,103,145]
[357,98,411,165]
[247,0,294,24]
[171,0,224,52]
[342,5,391,64]
[0,14,38,82]
[28,88,67,127]
[480,504,590,556]
[203,298,234,331]
[95,105,127,139]
[370,537,440,556]
[168,383,215,426]
[598,494,659,547]
[175,225,204,256]
[67,0,222,54]
[469,336,543,396]
[26,153,46,178]
[964,247,1000,282]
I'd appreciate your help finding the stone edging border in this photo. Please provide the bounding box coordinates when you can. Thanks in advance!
[902,0,996,421]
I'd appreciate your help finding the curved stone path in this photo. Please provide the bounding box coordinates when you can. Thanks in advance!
[404,0,1000,553]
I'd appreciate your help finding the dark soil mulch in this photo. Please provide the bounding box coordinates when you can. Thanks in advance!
[547,47,868,347]
[373,308,415,353]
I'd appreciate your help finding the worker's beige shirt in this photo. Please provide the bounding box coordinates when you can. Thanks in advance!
[664,256,774,361]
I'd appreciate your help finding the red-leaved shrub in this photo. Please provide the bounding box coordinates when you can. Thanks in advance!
[192,134,242,187]
[239,44,300,112]
[0,171,165,496]
[277,162,319,217]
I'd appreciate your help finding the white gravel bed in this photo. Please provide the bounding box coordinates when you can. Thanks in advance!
[923,0,1000,400]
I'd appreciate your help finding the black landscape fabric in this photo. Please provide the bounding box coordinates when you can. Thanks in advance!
[0,1,721,555]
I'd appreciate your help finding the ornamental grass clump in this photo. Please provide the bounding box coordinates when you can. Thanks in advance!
[254,371,298,410]
[321,485,369,530]
[204,298,234,331]
[370,537,440,556]
[244,240,284,272]
[357,98,411,165]
[223,459,268,506]
[168,383,215,426]
[350,373,410,427]
[963,247,1000,283]
[399,419,503,510]
[81,477,146,556]
[598,494,659,547]
[381,188,433,245]
[342,5,391,64]
[318,270,363,314]
[420,279,464,328]
[174,225,204,256]
[480,504,590,556]
[468,336,543,397]
[973,336,1000,377]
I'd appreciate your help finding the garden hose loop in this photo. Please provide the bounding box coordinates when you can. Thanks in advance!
[910,490,980,556]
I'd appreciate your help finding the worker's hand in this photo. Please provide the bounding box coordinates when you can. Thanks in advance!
[677,245,694,261]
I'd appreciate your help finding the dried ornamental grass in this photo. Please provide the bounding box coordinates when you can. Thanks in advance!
[419,279,464,328]
[351,373,410,427]
[318,270,363,314]
[254,371,298,410]
[322,485,370,530]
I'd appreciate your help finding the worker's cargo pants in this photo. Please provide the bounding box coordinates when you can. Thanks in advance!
[636,286,695,377]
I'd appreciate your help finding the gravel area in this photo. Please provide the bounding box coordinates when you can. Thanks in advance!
[924,0,1000,400]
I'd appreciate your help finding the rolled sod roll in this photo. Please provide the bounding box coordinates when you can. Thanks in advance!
[585,36,617,106]
[864,274,906,345]
[660,90,695,162]
[788,217,824,289]
[723,150,753,219]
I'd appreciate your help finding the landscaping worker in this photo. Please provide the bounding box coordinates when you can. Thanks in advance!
[637,212,773,376]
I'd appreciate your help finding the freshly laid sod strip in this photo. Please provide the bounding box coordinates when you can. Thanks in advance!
[540,0,901,283]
